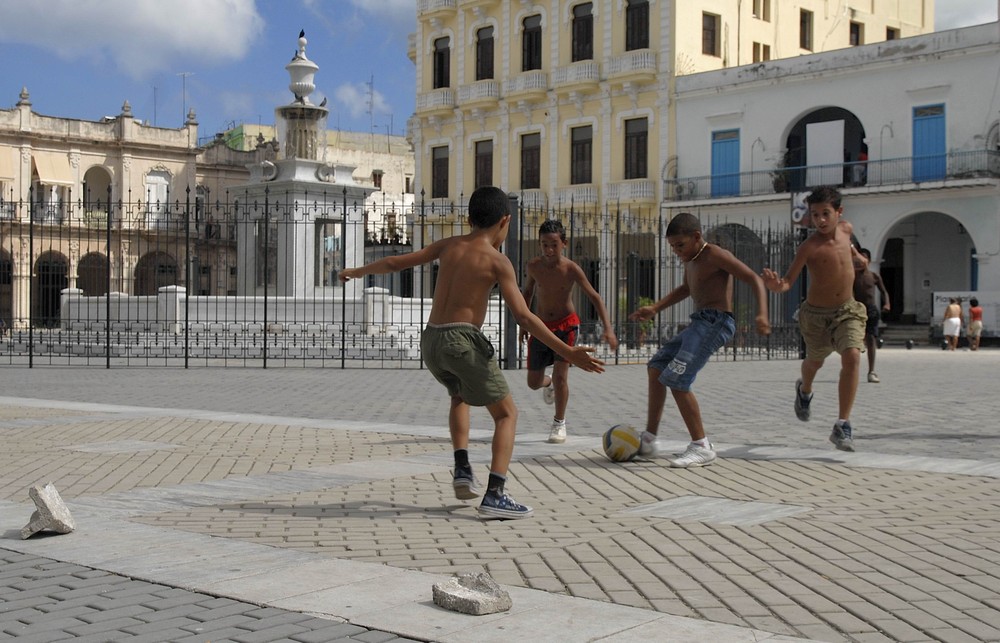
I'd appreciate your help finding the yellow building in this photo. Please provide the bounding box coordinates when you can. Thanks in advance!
[407,0,932,212]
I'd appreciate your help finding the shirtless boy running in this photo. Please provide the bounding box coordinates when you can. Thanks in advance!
[763,186,867,451]
[340,186,603,519]
[520,219,618,443]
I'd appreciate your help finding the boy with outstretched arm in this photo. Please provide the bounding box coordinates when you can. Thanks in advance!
[762,185,867,451]
[340,186,604,519]
[520,219,618,444]
[630,212,770,467]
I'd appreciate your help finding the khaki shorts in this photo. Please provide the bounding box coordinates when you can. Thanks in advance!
[968,320,983,338]
[421,323,509,406]
[798,299,866,361]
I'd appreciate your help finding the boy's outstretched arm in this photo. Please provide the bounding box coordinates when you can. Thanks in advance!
[629,283,689,321]
[339,241,442,282]
[762,247,807,294]
[571,263,619,351]
[497,256,604,373]
[718,251,771,335]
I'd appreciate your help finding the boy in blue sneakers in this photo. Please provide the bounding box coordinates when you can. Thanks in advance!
[341,186,603,519]
[762,186,868,451]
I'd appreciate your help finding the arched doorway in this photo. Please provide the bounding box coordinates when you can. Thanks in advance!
[82,166,113,215]
[881,212,976,324]
[706,222,765,328]
[33,251,68,327]
[783,107,868,191]
[134,251,178,296]
[77,252,109,296]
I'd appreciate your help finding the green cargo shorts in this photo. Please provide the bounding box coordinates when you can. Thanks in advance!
[798,299,866,361]
[421,323,509,406]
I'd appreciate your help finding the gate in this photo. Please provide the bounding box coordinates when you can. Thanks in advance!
[0,187,803,367]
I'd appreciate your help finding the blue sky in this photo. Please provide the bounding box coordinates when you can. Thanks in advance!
[0,0,996,144]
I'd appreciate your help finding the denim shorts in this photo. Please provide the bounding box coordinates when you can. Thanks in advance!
[648,309,735,392]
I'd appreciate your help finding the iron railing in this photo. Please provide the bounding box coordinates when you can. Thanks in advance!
[1,186,804,367]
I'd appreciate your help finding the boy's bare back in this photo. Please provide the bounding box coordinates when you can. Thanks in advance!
[428,234,510,327]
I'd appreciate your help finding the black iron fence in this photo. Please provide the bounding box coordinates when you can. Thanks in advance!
[1,186,804,367]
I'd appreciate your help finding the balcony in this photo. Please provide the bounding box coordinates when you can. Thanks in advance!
[605,50,657,86]
[458,0,499,13]
[552,61,600,95]
[668,150,1000,202]
[515,189,547,209]
[457,80,499,109]
[407,32,416,63]
[554,184,598,206]
[503,71,548,102]
[418,0,456,22]
[416,88,456,115]
[606,179,656,204]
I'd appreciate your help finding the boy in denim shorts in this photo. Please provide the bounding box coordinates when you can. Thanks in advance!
[630,212,770,467]
[340,186,604,519]
[763,186,868,451]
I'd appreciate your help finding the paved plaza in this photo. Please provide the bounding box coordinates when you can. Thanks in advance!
[1,347,999,642]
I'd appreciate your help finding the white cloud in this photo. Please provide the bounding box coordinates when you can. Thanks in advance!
[0,0,264,79]
[347,0,415,36]
[332,82,390,119]
[936,0,998,29]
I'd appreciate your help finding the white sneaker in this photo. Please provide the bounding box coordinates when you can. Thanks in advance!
[668,442,717,468]
[867,372,880,383]
[542,382,555,405]
[547,420,567,443]
[638,431,660,457]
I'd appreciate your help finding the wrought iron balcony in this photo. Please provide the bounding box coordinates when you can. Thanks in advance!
[667,149,1000,202]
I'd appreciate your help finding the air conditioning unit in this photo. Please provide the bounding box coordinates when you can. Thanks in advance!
[672,181,697,200]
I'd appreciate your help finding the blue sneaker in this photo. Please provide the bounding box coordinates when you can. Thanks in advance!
[794,379,812,421]
[477,491,534,520]
[830,422,855,452]
[452,469,481,500]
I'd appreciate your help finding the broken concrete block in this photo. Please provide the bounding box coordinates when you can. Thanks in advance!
[20,483,76,539]
[432,571,512,615]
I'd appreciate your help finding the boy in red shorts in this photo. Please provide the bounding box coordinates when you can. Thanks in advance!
[520,220,618,443]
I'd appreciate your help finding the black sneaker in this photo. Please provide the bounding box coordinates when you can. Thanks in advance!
[452,469,481,500]
[794,379,812,421]
[830,422,855,452]
[477,491,534,520]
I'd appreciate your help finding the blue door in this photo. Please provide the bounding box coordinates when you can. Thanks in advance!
[711,129,740,197]
[912,104,945,182]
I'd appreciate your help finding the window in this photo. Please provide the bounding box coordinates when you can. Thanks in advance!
[570,125,592,185]
[886,27,900,40]
[625,0,649,51]
[624,118,648,180]
[372,170,383,190]
[433,37,450,89]
[431,146,449,198]
[314,219,342,287]
[405,175,413,194]
[476,26,494,81]
[520,132,541,189]
[522,15,542,71]
[800,10,813,50]
[850,22,864,46]
[752,42,771,62]
[474,140,493,189]
[572,3,593,62]
[752,0,770,21]
[702,13,720,57]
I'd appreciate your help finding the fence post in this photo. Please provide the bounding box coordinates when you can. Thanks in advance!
[502,193,520,370]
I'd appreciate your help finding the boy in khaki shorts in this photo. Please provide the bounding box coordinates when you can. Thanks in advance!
[340,186,603,519]
[763,186,867,452]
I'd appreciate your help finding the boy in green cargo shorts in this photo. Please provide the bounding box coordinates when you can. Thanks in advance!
[340,186,604,519]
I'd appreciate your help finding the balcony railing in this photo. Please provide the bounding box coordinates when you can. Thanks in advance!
[605,50,657,83]
[552,61,601,92]
[668,149,1000,202]
[416,88,456,113]
[457,80,499,106]
[503,71,549,100]
[606,179,655,203]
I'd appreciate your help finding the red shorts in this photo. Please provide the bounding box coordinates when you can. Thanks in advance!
[527,312,580,371]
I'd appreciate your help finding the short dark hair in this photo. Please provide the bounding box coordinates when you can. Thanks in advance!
[467,186,509,229]
[806,186,842,209]
[970,297,979,307]
[860,248,871,260]
[539,219,566,241]
[666,212,701,236]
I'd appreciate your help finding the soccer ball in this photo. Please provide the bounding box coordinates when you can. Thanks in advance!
[602,424,642,462]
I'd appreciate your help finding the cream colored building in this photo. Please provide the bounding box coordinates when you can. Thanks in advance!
[407,0,932,214]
